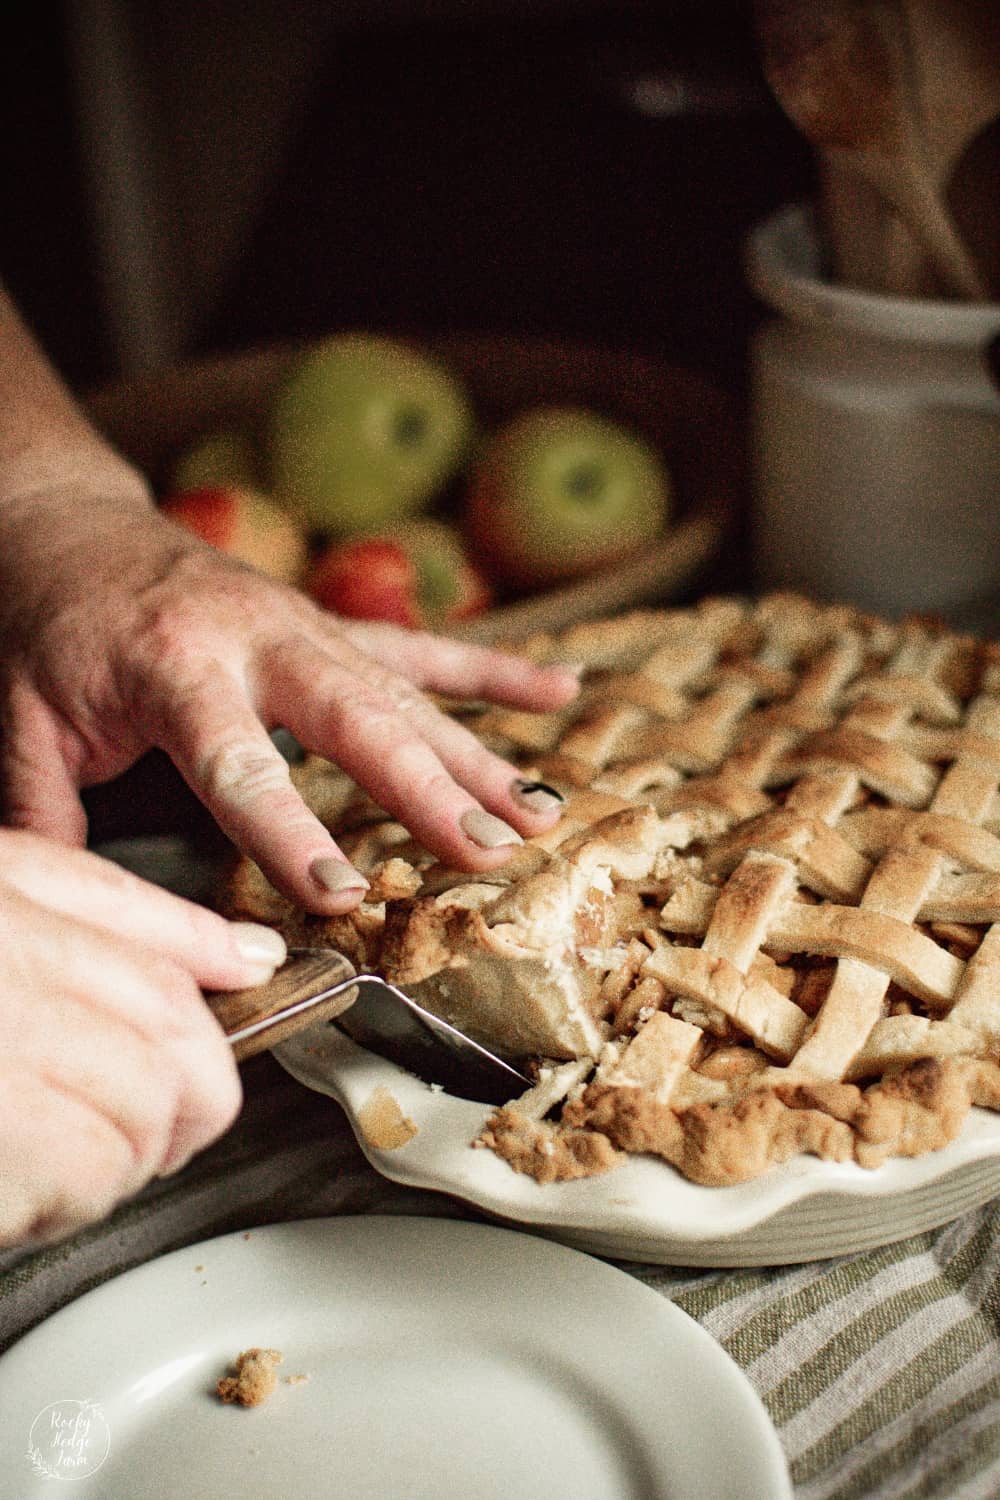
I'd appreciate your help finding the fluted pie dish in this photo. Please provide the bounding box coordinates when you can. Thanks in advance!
[224,592,1000,1263]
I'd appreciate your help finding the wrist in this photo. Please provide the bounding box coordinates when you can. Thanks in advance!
[0,434,153,519]
[0,439,164,606]
[0,286,154,521]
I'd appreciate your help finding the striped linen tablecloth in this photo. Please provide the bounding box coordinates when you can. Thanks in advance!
[2,1054,997,1499]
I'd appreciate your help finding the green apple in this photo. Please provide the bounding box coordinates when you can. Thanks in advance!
[463,406,672,589]
[269,334,474,535]
[171,427,261,493]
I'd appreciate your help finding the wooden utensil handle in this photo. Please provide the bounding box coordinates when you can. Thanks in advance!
[206,949,359,1061]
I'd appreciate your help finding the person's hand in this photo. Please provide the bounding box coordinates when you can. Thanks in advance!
[0,480,580,915]
[0,828,287,1248]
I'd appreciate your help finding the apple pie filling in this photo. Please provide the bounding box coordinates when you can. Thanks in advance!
[224,592,1000,1186]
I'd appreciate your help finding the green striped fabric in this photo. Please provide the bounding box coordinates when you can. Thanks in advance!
[2,1054,998,1498]
[634,1204,1000,1499]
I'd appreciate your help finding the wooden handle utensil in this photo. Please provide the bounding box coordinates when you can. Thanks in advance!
[207,948,360,1061]
[206,947,531,1102]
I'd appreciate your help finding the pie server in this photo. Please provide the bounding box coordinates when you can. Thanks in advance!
[206,946,530,1106]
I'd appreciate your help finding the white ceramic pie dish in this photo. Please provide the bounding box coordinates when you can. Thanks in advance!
[98,810,1000,1269]
[273,1023,1000,1268]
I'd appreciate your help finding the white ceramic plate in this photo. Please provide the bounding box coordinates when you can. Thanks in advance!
[274,1026,1000,1267]
[0,1217,789,1500]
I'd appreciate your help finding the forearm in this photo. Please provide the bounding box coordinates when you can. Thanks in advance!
[0,284,152,519]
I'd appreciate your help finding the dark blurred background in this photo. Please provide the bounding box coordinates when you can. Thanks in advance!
[2,0,813,399]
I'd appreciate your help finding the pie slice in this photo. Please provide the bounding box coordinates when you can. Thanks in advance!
[222,593,1000,1187]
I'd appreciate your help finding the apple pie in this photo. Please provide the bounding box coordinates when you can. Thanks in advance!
[223,592,1000,1187]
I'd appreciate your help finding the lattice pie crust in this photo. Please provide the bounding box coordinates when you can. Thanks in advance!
[224,594,1000,1186]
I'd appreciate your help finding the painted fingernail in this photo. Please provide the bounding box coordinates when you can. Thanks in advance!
[310,857,370,894]
[511,778,566,814]
[231,922,288,968]
[460,808,525,849]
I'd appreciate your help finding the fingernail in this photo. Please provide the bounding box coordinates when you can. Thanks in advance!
[510,778,565,814]
[460,808,524,849]
[310,856,370,894]
[230,922,287,968]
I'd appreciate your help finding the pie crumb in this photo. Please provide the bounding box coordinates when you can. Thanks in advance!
[217,1348,283,1407]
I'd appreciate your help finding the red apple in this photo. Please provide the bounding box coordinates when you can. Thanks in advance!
[305,520,491,629]
[464,406,672,589]
[307,536,419,627]
[161,485,308,585]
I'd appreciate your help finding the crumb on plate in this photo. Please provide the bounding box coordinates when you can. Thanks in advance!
[217,1347,283,1407]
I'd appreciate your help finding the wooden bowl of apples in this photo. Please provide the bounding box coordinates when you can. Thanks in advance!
[86,332,742,643]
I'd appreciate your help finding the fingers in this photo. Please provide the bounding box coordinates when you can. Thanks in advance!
[342,621,581,710]
[288,660,562,849]
[0,679,89,844]
[267,637,568,870]
[144,662,368,912]
[0,887,244,1247]
[0,828,287,991]
[144,643,568,912]
[0,1067,147,1246]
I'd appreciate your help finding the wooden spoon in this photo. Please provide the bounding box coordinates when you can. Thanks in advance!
[904,0,1000,296]
[906,0,1000,190]
[754,0,990,300]
[819,156,934,294]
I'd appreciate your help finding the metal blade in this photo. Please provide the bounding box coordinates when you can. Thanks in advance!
[335,977,531,1106]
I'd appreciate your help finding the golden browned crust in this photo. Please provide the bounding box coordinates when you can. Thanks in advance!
[222,593,1000,1188]
[559,1080,856,1186]
[476,1107,622,1183]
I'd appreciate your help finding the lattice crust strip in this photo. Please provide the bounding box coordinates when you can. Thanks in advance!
[222,593,1000,1188]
